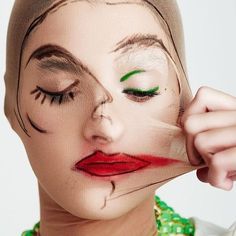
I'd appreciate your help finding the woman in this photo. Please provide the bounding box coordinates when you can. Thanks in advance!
[4,0,236,235]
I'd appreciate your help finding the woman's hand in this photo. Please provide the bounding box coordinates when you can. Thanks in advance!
[181,86,236,190]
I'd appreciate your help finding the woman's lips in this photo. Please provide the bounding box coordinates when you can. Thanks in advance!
[73,151,180,177]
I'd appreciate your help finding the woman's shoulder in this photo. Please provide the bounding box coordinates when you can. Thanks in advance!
[190,217,236,236]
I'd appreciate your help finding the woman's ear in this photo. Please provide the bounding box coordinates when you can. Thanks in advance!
[4,95,14,131]
[4,106,17,133]
[4,74,20,135]
[4,97,22,137]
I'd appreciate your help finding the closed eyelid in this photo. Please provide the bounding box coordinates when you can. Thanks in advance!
[123,86,160,93]
[32,80,79,96]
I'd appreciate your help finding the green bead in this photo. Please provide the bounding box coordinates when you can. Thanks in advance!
[172,224,185,234]
[184,224,195,234]
[33,222,40,230]
[21,230,34,236]
[155,195,160,202]
[158,201,168,210]
[158,233,169,236]
[159,224,172,233]
[166,206,174,212]
[171,213,181,221]
[156,220,162,228]
[180,217,190,224]
[161,212,172,222]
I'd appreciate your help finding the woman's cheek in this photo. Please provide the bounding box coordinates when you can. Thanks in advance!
[149,87,180,124]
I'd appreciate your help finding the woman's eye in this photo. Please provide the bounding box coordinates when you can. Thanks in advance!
[30,81,80,105]
[122,86,160,103]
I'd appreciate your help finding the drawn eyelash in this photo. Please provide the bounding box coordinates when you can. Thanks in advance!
[123,86,160,103]
[30,81,80,105]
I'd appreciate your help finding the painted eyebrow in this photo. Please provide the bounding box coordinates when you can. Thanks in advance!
[110,33,169,56]
[25,33,169,75]
[36,57,79,75]
[25,44,95,77]
[120,69,145,82]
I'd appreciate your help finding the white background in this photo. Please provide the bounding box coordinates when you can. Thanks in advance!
[0,1,236,235]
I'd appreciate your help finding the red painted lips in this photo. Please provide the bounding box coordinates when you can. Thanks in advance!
[73,151,180,177]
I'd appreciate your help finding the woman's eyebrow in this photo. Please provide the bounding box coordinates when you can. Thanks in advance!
[25,33,169,75]
[25,44,95,77]
[110,33,169,56]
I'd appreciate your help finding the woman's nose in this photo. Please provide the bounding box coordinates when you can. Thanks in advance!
[83,99,125,146]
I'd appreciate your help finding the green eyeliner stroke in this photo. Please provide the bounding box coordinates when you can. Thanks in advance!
[123,86,160,95]
[120,69,145,82]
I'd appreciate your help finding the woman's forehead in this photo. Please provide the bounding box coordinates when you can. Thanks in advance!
[22,0,170,66]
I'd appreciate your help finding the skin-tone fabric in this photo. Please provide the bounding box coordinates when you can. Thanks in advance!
[4,0,192,118]
[4,1,204,235]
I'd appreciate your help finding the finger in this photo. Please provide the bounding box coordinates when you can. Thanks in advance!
[228,170,236,178]
[183,114,236,165]
[196,169,236,184]
[207,147,236,190]
[185,134,204,165]
[193,126,236,157]
[196,167,209,183]
[180,87,236,165]
[181,86,236,127]
[230,175,236,181]
[183,111,236,136]
[228,171,236,181]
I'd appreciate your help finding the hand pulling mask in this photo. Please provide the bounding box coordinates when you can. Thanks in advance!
[4,0,201,220]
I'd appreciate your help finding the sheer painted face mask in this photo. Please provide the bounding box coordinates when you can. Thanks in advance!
[4,0,198,220]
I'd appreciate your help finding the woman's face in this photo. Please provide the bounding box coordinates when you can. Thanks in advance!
[17,1,190,220]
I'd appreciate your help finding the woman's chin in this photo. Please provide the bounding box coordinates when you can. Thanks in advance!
[54,188,153,221]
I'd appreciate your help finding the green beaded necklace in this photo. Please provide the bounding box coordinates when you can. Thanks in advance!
[22,195,195,236]
[154,196,195,236]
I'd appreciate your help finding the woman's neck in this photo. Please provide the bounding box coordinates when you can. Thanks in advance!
[38,185,158,236]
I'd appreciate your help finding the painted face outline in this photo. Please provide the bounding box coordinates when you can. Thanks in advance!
[24,37,166,111]
[18,0,184,183]
[13,1,193,219]
[23,34,179,136]
[14,0,183,137]
[22,34,182,178]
